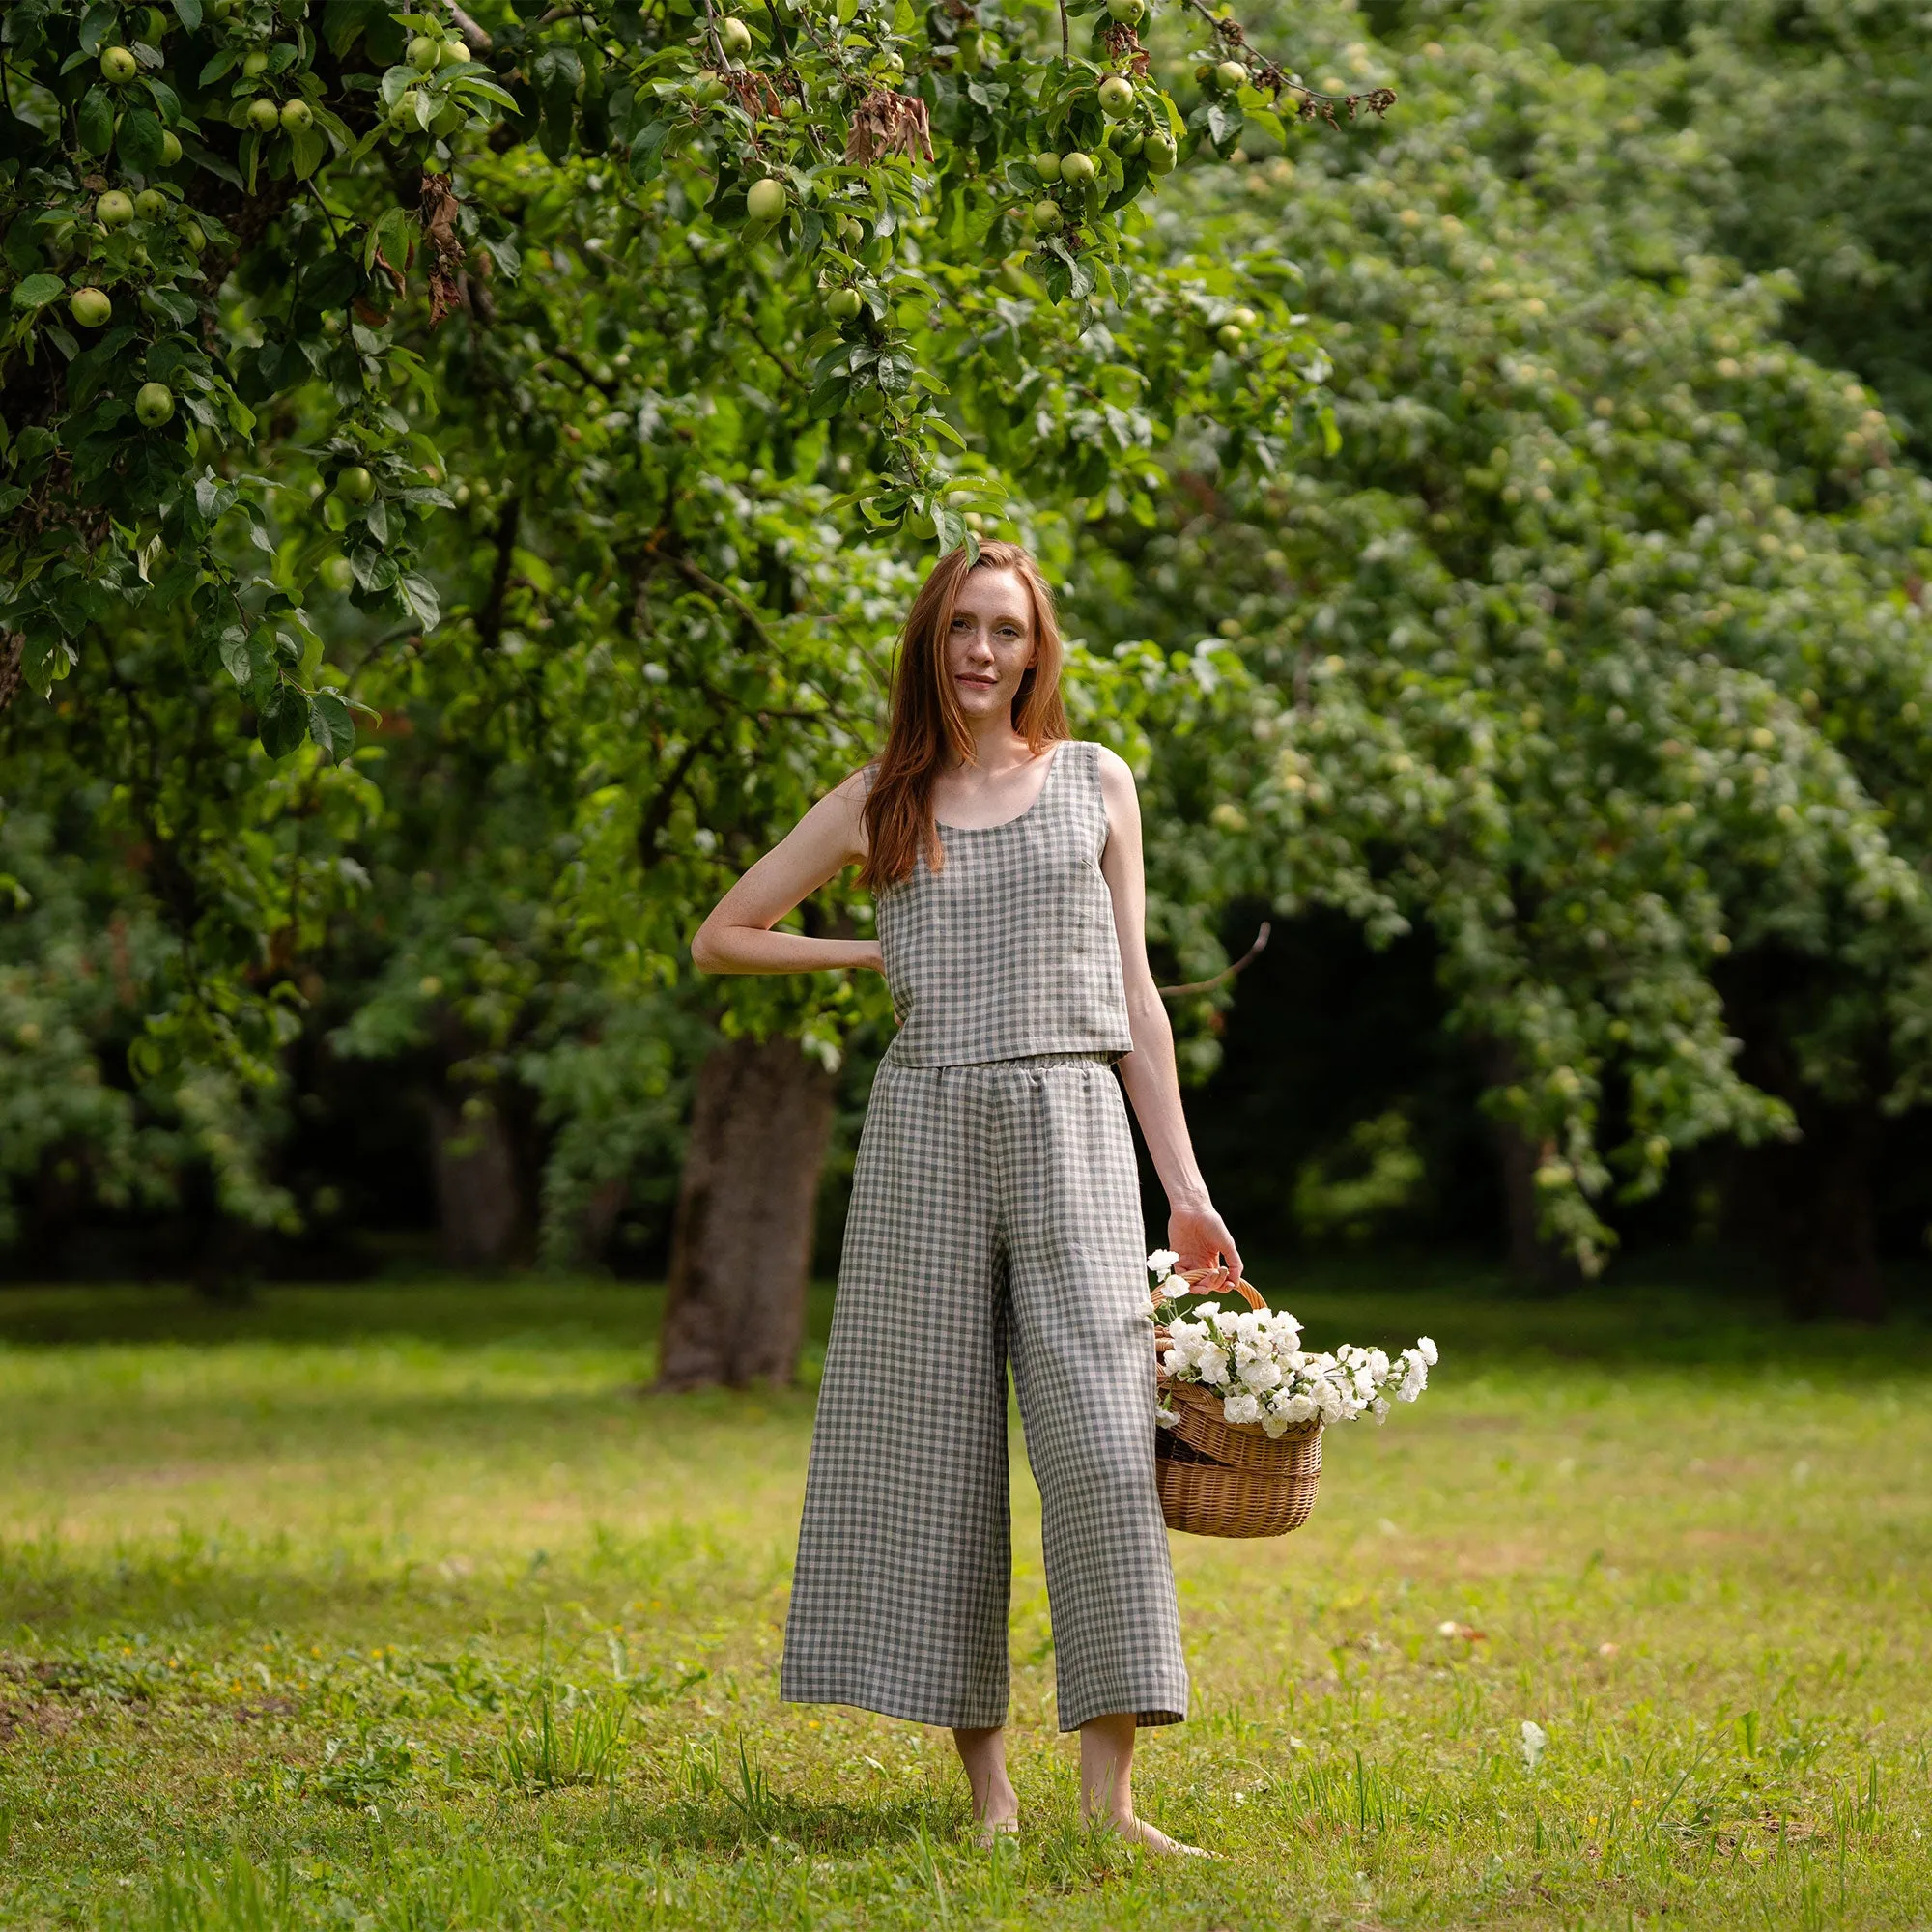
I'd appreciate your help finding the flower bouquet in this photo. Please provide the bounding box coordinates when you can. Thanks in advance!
[1146,1250,1439,1539]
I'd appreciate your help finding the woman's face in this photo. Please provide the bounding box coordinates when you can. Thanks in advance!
[944,566,1037,722]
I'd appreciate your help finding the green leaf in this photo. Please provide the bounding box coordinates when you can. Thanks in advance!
[77,4,118,55]
[217,625,251,685]
[9,274,64,312]
[170,0,203,28]
[290,124,327,181]
[258,683,310,759]
[309,692,355,760]
[117,107,167,173]
[397,572,440,627]
[77,86,114,156]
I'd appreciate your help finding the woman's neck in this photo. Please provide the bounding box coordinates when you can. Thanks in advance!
[955,719,1036,773]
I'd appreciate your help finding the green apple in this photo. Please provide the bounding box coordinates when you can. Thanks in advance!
[838,214,865,245]
[746,177,787,222]
[1059,151,1095,184]
[408,35,440,71]
[134,382,175,427]
[439,38,468,68]
[179,219,207,253]
[1229,305,1257,328]
[247,98,281,134]
[69,287,112,328]
[159,130,183,166]
[242,49,270,77]
[96,190,135,228]
[280,98,313,131]
[996,260,1031,297]
[1145,134,1178,174]
[388,90,425,128]
[1216,323,1242,350]
[876,49,904,75]
[1030,199,1064,232]
[692,69,727,103]
[1107,0,1145,17]
[719,16,752,55]
[1031,151,1062,181]
[1098,75,1134,117]
[334,466,376,505]
[1215,59,1249,93]
[99,44,139,83]
[826,287,862,321]
[319,555,356,593]
[133,189,167,221]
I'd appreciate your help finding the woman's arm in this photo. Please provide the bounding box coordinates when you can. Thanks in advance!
[690,771,883,976]
[1095,747,1244,1289]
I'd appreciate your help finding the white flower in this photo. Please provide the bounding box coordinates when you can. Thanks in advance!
[1418,1336,1438,1366]
[1147,1249,1179,1274]
[1239,1357,1284,1394]
[1281,1394,1318,1425]
[1191,1301,1222,1321]
[1372,1396,1390,1421]
[1197,1348,1230,1386]
[1154,1403,1179,1429]
[1520,1720,1547,1772]
[1223,1393,1262,1425]
[1159,1271,1189,1298]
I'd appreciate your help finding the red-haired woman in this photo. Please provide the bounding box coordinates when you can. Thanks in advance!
[693,541,1241,1853]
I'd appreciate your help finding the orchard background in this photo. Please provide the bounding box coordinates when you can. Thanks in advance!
[4,0,1932,1351]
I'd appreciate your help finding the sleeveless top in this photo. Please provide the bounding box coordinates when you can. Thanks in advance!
[870,739,1135,1067]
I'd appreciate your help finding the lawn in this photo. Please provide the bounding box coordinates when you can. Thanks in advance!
[1,1260,1928,1930]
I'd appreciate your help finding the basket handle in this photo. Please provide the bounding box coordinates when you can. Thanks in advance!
[1149,1264,1266,1321]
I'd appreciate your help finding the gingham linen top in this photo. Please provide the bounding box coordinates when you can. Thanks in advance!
[872,739,1135,1067]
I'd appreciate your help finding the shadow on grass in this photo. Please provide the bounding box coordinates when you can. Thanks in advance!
[624,1790,965,1857]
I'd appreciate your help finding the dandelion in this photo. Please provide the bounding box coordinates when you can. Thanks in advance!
[1520,1720,1548,1772]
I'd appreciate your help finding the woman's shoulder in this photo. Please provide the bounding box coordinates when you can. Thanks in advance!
[1064,739,1134,784]
[829,761,878,800]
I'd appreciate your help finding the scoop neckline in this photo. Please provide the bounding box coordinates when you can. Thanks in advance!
[933,740,1068,833]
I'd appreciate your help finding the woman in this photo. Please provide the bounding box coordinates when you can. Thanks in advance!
[692,541,1242,1853]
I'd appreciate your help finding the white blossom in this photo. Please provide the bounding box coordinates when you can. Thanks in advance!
[1146,1249,1179,1274]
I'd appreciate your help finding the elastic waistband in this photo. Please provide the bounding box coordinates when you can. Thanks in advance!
[878,1049,1120,1075]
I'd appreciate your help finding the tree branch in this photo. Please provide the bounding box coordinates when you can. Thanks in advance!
[441,0,494,52]
[1157,922,1271,999]
[478,494,522,651]
[1178,0,1397,120]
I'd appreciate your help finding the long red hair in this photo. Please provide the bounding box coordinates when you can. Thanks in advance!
[860,541,1070,891]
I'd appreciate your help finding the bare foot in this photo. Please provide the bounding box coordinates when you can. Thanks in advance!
[974,1815,1019,1849]
[1091,1811,1211,1856]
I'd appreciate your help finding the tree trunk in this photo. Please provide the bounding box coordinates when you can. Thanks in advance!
[1479,1040,1571,1286]
[656,1035,837,1389]
[1732,1104,1886,1323]
[427,1086,533,1269]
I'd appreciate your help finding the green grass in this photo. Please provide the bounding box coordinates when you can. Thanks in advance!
[1,1260,1928,1929]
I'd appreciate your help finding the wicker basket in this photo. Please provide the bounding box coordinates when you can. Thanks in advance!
[1152,1270,1324,1539]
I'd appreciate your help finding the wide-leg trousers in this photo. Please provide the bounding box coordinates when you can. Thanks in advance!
[781,1051,1188,1733]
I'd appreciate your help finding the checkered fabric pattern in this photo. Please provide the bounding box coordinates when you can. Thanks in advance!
[781,1054,1188,1733]
[873,739,1134,1069]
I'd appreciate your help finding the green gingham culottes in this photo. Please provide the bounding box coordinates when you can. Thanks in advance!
[781,1051,1188,1733]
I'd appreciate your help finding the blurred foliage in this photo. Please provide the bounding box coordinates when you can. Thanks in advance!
[3,0,1931,1293]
